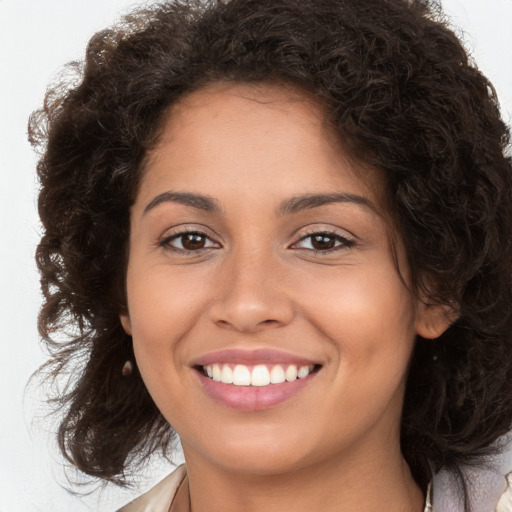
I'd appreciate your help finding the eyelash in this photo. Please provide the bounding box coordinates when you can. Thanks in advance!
[158,229,355,255]
[291,231,356,254]
[158,229,219,253]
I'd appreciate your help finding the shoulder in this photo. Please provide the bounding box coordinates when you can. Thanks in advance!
[115,465,512,511]
[496,473,512,512]
[433,466,512,512]
[116,465,187,512]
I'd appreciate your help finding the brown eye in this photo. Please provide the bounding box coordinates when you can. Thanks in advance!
[160,231,219,252]
[181,233,206,250]
[310,234,336,250]
[292,231,355,253]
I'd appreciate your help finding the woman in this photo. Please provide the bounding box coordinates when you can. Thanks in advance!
[30,0,512,510]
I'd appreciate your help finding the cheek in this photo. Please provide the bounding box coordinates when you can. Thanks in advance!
[125,264,210,386]
[126,270,208,429]
[301,270,417,434]
[127,262,207,335]
[297,264,416,340]
[296,265,417,385]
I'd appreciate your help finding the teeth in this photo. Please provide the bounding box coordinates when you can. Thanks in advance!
[221,365,233,384]
[233,364,251,386]
[269,365,286,384]
[251,365,271,386]
[297,365,310,379]
[212,364,222,382]
[203,363,315,386]
[285,365,298,382]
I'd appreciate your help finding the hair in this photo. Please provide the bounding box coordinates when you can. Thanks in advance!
[30,0,512,505]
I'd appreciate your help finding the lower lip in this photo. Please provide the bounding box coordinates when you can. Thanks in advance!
[196,370,318,411]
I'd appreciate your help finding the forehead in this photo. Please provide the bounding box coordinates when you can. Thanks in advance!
[140,81,387,212]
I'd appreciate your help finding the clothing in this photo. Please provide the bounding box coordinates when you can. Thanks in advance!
[433,446,512,512]
[496,474,512,512]
[118,464,433,512]
[117,465,512,512]
[117,465,187,512]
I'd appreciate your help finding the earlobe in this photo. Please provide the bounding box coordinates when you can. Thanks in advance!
[119,312,133,336]
[415,301,458,340]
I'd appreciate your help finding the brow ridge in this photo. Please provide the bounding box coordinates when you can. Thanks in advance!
[278,193,378,216]
[143,191,221,215]
[143,190,377,217]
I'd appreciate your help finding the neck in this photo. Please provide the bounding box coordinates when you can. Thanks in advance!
[179,444,425,512]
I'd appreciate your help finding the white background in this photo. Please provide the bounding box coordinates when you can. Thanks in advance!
[1,1,511,510]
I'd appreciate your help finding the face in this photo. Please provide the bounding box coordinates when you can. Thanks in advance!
[121,82,447,476]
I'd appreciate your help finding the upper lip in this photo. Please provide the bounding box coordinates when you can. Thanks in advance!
[191,348,321,367]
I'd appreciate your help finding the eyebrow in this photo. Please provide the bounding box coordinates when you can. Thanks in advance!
[277,193,379,216]
[143,191,379,217]
[143,191,222,215]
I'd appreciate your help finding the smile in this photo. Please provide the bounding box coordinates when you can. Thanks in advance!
[192,349,322,410]
[203,363,316,386]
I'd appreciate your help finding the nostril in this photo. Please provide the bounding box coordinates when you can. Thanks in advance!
[214,319,234,329]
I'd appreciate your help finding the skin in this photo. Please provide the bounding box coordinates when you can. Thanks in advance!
[120,82,452,512]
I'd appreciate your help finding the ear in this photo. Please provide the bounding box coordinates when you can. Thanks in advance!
[415,299,458,339]
[119,311,133,336]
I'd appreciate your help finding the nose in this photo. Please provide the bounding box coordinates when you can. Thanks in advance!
[209,248,295,333]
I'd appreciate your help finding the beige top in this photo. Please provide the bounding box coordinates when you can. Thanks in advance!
[497,473,512,512]
[117,465,512,512]
[117,465,187,512]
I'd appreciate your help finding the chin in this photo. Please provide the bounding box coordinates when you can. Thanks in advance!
[184,426,317,476]
[211,450,311,477]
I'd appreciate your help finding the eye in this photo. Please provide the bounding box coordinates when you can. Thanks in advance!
[159,231,220,252]
[292,232,354,253]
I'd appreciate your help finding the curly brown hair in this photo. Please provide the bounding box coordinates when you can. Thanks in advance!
[30,0,512,502]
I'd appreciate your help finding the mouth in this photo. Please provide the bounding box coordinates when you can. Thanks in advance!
[196,363,321,387]
[192,350,323,411]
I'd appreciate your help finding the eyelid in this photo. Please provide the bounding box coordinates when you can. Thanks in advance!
[290,227,356,252]
[157,224,356,254]
[158,225,222,252]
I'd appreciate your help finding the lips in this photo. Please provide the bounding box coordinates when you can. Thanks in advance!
[192,349,322,410]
